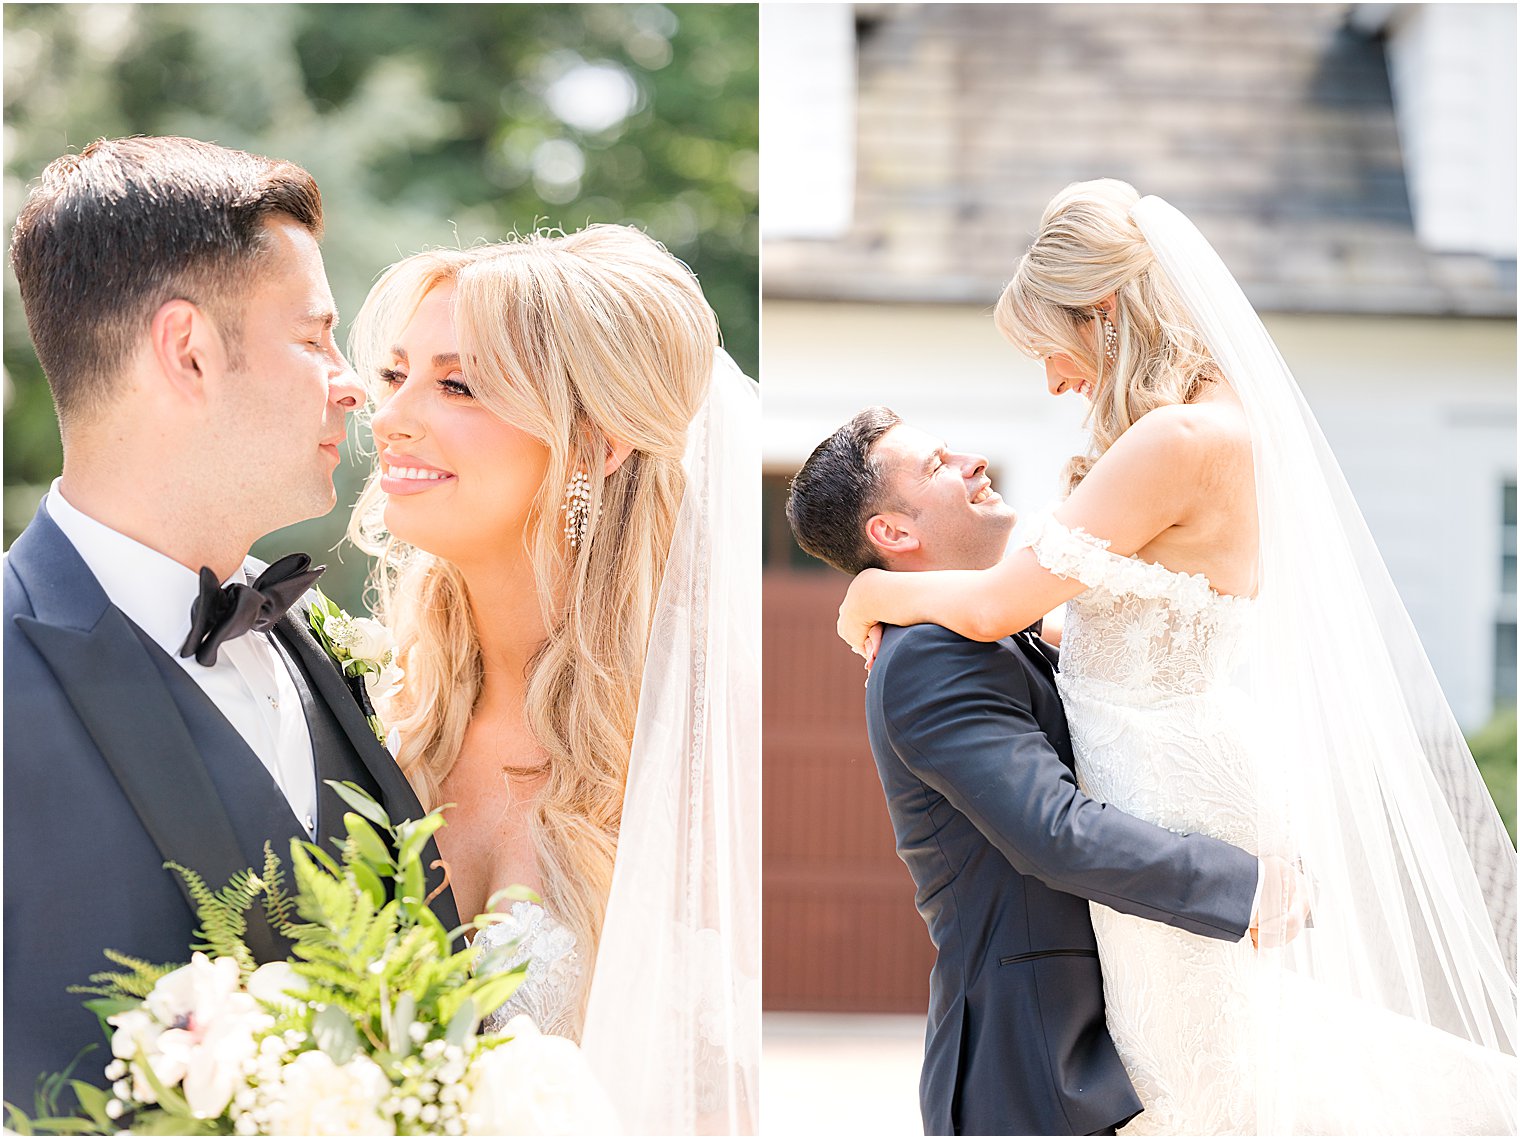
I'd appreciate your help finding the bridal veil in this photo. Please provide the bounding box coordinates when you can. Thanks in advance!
[580,350,761,1134]
[1131,196,1517,1133]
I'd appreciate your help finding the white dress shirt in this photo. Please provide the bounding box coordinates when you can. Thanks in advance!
[47,481,318,836]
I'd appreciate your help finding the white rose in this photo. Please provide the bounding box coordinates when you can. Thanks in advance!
[461,1016,620,1135]
[363,660,405,703]
[263,1051,395,1136]
[247,961,307,1012]
[137,954,271,1118]
[107,1007,177,1104]
[345,617,396,664]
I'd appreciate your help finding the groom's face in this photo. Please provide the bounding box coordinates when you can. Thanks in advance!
[869,424,1017,570]
[204,218,363,530]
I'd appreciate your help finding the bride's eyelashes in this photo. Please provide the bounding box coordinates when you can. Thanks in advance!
[375,366,474,399]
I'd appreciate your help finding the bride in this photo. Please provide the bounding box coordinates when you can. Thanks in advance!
[836,180,1517,1134]
[346,225,759,1134]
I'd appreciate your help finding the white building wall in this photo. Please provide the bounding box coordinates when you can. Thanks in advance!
[1379,3,1518,258]
[759,3,856,240]
[763,299,1517,728]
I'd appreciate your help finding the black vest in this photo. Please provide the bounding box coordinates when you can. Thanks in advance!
[136,625,385,958]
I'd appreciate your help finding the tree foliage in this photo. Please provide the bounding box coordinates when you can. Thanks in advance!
[3,3,758,610]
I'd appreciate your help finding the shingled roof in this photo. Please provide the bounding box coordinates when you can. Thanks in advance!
[763,3,1515,317]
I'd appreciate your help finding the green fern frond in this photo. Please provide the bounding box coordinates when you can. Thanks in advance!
[292,959,374,1001]
[356,901,402,962]
[67,951,182,1000]
[290,844,358,932]
[295,983,370,1019]
[260,844,297,933]
[165,861,264,963]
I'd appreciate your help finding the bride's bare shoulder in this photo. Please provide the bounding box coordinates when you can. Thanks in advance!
[1125,398,1250,461]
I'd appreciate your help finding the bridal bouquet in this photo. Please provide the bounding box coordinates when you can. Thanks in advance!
[9,784,615,1136]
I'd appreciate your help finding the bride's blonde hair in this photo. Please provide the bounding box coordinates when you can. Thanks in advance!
[347,226,717,1030]
[994,178,1217,491]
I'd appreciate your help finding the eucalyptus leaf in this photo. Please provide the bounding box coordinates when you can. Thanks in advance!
[343,814,394,870]
[400,855,425,911]
[390,991,417,1056]
[465,966,527,1018]
[349,858,386,909]
[5,1104,35,1136]
[414,904,452,951]
[295,840,341,878]
[326,781,392,830]
[444,997,477,1048]
[132,1109,219,1135]
[312,1004,359,1065]
[395,813,446,866]
[68,1081,111,1130]
[131,1044,189,1116]
[81,996,141,1019]
[21,1117,102,1134]
[483,884,541,914]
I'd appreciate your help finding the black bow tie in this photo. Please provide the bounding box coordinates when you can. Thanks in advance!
[1018,619,1044,641]
[178,553,326,667]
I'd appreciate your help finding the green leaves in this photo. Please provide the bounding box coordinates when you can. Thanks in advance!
[443,997,476,1049]
[312,1004,359,1065]
[23,779,557,1136]
[344,813,394,870]
[329,780,392,830]
[395,813,445,869]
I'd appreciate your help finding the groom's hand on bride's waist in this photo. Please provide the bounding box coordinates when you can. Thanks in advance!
[1250,854,1313,949]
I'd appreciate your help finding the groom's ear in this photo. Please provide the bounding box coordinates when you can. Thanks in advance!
[864,512,921,560]
[148,299,223,406]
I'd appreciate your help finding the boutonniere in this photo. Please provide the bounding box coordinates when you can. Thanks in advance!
[306,587,404,745]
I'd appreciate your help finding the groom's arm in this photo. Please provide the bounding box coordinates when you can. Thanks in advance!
[874,626,1256,941]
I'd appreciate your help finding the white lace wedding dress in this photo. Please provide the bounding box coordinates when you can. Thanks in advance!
[474,901,583,1040]
[1028,514,1517,1136]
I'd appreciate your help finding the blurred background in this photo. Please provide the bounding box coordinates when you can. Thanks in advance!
[759,4,1516,1133]
[3,2,758,611]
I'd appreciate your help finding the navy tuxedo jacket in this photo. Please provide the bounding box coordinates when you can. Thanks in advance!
[865,623,1258,1136]
[2,500,458,1110]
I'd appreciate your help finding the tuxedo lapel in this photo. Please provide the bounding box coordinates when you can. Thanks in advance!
[9,507,281,961]
[271,608,460,931]
[1012,630,1059,679]
[270,611,416,817]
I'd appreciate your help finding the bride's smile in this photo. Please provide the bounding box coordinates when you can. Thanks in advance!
[379,453,455,492]
[369,282,550,565]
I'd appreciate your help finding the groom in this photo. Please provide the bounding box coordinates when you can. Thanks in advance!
[3,136,458,1109]
[787,407,1304,1136]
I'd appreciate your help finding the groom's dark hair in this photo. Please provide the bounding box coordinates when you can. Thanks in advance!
[10,135,324,426]
[787,405,905,575]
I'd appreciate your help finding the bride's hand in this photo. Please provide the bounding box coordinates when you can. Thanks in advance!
[861,624,884,673]
[838,568,887,656]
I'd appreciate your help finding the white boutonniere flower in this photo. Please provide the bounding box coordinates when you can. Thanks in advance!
[307,588,404,744]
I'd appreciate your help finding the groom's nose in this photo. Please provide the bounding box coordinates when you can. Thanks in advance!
[329,360,364,412]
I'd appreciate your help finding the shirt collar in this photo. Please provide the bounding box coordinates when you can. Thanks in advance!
[46,478,246,661]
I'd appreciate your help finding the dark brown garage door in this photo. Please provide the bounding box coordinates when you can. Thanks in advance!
[762,475,933,1012]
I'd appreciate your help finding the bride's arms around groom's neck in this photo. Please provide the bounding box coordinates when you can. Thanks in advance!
[837,405,1224,649]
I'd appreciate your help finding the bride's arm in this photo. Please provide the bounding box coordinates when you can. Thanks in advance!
[837,405,1210,649]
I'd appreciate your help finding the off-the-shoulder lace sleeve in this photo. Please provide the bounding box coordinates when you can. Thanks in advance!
[1024,513,1128,590]
[1023,513,1226,612]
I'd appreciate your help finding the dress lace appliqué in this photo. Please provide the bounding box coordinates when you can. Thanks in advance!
[1025,514,1512,1135]
[473,901,582,1041]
